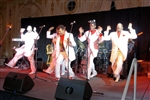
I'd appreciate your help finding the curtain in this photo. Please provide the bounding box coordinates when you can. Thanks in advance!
[21,7,150,62]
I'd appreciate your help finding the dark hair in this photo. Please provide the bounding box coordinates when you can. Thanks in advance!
[56,25,66,30]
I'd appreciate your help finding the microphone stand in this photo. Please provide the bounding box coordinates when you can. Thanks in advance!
[0,28,11,79]
[66,23,74,79]
[32,26,47,82]
[86,31,90,81]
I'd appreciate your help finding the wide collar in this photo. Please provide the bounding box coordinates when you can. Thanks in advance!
[89,29,96,35]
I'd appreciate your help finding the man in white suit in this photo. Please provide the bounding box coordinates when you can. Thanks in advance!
[78,20,103,80]
[104,23,137,82]
[5,25,39,74]
[54,25,76,81]
[43,27,66,75]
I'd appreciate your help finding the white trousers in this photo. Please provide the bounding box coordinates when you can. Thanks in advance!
[46,57,65,74]
[55,52,74,78]
[7,48,36,73]
[87,53,97,79]
[111,51,124,76]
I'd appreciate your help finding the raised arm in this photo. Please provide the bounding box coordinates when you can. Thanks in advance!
[33,27,40,40]
[127,23,137,39]
[20,28,25,40]
[103,25,111,41]
[97,26,104,43]
[46,27,55,39]
[78,27,87,42]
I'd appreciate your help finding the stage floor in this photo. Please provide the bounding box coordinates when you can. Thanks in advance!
[0,65,150,100]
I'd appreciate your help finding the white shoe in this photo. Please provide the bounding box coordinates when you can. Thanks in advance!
[69,76,75,80]
[61,72,65,75]
[5,63,13,68]
[43,69,51,74]
[90,72,97,78]
[29,72,36,75]
[115,75,120,82]
[14,66,19,69]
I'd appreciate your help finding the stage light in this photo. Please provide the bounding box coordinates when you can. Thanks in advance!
[7,22,12,30]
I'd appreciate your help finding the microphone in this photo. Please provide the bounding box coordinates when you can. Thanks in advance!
[70,21,76,25]
[39,25,45,28]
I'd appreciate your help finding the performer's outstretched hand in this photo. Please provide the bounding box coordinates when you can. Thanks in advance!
[33,27,36,32]
[20,28,25,34]
[128,23,133,30]
[49,27,54,31]
[106,25,111,31]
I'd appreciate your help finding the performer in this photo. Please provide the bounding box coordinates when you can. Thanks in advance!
[103,23,137,82]
[5,25,39,74]
[43,27,66,75]
[54,25,76,81]
[78,20,103,80]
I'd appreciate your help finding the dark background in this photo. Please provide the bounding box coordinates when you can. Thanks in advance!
[21,7,150,62]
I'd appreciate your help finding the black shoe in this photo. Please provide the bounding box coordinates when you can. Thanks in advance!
[86,78,89,81]
[107,74,113,78]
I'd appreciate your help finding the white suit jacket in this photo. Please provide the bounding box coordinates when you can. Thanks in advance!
[104,29,137,62]
[78,30,103,57]
[55,31,76,61]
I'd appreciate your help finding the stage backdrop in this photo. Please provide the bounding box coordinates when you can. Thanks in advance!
[21,7,150,62]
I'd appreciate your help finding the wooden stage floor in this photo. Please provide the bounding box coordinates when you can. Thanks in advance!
[0,65,150,100]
